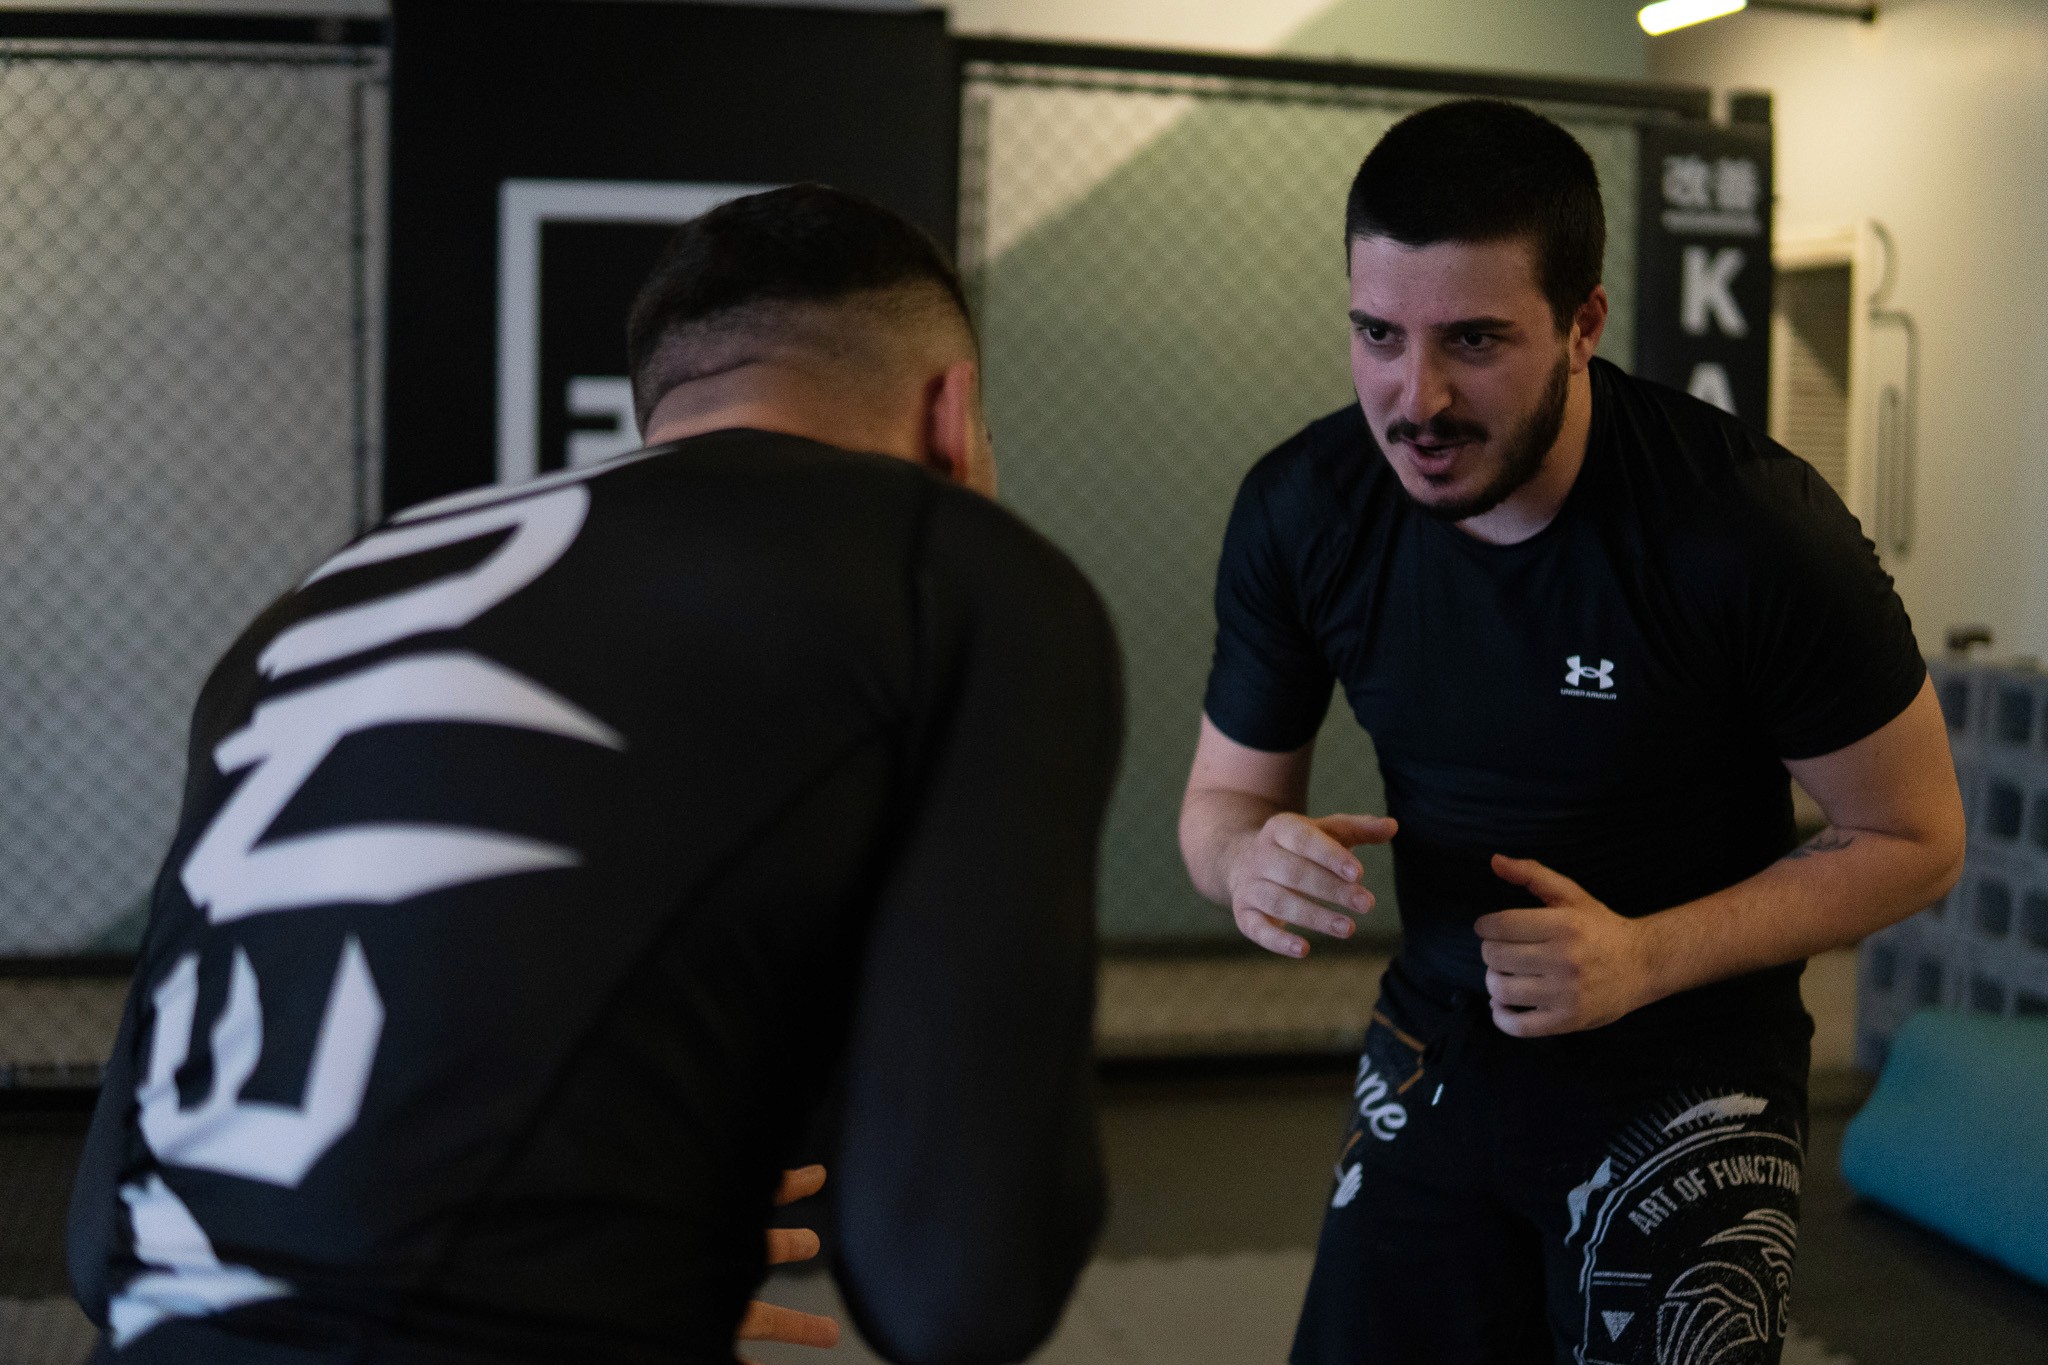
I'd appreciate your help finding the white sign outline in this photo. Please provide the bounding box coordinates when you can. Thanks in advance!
[496,179,772,484]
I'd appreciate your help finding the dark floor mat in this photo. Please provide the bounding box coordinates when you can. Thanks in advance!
[1794,1113,2048,1364]
[0,1113,88,1300]
[9,1074,2048,1363]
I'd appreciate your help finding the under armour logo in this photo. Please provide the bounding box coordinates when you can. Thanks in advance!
[1564,655,1615,690]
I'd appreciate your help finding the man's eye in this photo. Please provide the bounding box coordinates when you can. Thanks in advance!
[1360,324,1392,343]
[1455,331,1495,349]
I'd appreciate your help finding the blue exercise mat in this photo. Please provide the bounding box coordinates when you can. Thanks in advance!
[1840,1010,2048,1287]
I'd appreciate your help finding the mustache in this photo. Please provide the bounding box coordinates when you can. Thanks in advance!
[1385,415,1488,447]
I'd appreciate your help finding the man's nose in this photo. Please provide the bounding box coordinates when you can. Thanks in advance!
[1392,350,1453,428]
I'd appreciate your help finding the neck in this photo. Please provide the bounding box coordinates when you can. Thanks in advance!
[1453,363,1595,546]
[640,364,916,460]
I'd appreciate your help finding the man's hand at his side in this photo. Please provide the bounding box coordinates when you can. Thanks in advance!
[737,1165,841,1364]
[1477,679,1969,1036]
[1225,811,1398,958]
[1476,855,1653,1037]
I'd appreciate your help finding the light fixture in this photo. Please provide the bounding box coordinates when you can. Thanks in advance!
[1638,0,1878,36]
[1639,0,1746,34]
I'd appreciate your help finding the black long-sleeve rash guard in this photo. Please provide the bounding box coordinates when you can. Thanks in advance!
[67,431,1125,1365]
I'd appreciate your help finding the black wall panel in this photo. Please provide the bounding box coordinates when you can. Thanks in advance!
[385,0,957,510]
[1635,121,1774,430]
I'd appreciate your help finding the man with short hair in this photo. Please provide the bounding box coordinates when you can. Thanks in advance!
[1178,100,1963,1363]
[70,184,1123,1365]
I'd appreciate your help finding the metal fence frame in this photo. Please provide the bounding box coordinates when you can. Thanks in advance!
[0,19,1717,1079]
[0,14,389,1056]
[957,38,1715,959]
[0,15,388,538]
[956,37,1714,365]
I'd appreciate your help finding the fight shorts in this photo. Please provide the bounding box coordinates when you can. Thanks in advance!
[1292,967,1811,1365]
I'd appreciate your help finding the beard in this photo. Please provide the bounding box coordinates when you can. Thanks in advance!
[1389,352,1571,523]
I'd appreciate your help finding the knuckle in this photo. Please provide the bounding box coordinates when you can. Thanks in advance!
[1270,894,1312,926]
[1265,846,1310,881]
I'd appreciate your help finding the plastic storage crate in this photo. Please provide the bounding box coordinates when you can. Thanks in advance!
[1855,658,2048,1069]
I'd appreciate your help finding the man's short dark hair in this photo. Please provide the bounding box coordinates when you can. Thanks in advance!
[1345,99,1604,332]
[626,184,972,429]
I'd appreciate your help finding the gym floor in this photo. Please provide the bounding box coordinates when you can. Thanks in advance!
[6,1065,2046,1365]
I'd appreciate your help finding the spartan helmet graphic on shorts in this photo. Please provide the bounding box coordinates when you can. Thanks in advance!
[1653,1207,1798,1365]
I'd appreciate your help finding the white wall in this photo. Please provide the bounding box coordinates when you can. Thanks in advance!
[1279,0,1647,81]
[954,0,1650,81]
[1650,0,2048,660]
[949,0,1328,55]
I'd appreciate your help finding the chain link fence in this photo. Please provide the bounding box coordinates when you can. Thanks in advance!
[0,37,1674,1073]
[965,60,1640,965]
[0,34,384,1077]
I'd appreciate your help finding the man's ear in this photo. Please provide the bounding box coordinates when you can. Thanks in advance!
[1569,285,1610,369]
[922,359,979,487]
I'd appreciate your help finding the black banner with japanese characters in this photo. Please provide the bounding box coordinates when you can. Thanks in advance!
[384,0,959,513]
[1634,123,1773,430]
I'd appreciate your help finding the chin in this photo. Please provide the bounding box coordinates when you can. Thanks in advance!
[1396,468,1506,524]
[1405,470,1482,509]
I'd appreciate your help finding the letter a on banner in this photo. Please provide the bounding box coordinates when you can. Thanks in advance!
[1688,362,1737,414]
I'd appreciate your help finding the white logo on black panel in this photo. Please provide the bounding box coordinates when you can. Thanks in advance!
[1660,154,1762,238]
[497,179,775,484]
[1562,655,1618,701]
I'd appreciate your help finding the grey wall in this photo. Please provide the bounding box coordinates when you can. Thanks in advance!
[1652,0,2048,662]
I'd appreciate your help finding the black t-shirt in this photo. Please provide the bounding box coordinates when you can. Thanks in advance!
[68,431,1124,1365]
[1204,358,1924,1029]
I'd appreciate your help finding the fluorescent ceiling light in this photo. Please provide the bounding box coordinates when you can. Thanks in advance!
[1639,0,1747,34]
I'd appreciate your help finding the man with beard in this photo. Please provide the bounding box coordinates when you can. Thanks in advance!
[1178,101,1963,1363]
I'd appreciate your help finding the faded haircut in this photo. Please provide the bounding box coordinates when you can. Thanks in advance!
[626,184,974,430]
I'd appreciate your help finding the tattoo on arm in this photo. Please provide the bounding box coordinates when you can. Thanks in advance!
[1785,829,1856,860]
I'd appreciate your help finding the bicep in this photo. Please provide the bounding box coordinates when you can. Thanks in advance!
[1730,463,1928,759]
[1186,712,1314,811]
[1204,466,1337,752]
[1784,678,1963,845]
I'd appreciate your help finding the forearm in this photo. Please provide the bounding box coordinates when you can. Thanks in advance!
[836,1044,1101,1365]
[1635,824,1964,1005]
[1178,786,1293,905]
